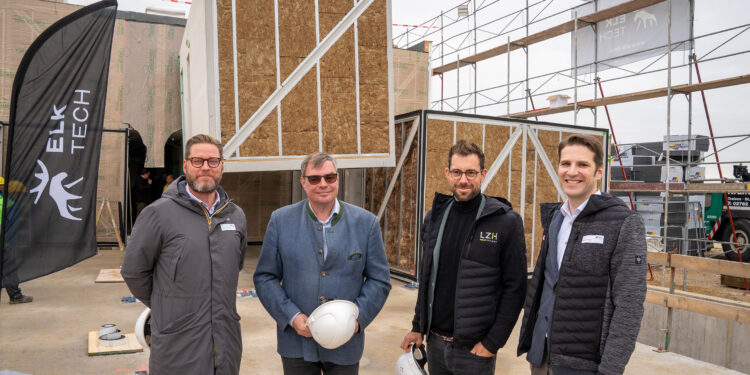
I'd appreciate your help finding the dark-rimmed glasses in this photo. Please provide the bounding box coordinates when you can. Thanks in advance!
[304,173,338,185]
[188,157,222,168]
[449,169,480,179]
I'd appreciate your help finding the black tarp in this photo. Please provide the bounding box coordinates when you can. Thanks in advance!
[1,1,118,287]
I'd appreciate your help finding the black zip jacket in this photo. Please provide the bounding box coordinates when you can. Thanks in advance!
[517,194,647,375]
[411,192,527,353]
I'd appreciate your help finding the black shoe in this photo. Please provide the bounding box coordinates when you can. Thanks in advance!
[9,294,33,304]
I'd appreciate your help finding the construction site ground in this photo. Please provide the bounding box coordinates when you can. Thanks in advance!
[0,246,744,375]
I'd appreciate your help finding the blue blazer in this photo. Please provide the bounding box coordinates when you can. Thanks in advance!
[253,200,392,365]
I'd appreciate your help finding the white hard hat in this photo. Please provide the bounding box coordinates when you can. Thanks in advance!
[395,344,427,375]
[135,308,151,349]
[306,300,359,349]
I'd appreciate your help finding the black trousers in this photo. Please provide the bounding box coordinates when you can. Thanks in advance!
[281,356,359,375]
[530,341,597,375]
[5,286,22,298]
[2,257,22,299]
[426,333,496,375]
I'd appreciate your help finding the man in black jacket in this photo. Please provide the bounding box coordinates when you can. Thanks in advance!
[517,135,647,375]
[401,140,527,374]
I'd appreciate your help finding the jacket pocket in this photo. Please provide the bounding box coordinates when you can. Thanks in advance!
[161,312,196,334]
[164,236,186,282]
[168,245,185,282]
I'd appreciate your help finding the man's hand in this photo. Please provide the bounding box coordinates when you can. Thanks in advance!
[470,342,495,358]
[293,313,312,337]
[400,331,423,352]
[354,320,360,335]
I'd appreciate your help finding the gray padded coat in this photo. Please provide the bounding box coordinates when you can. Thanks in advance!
[122,176,247,375]
[517,193,647,375]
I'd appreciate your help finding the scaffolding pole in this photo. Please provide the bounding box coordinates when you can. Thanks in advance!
[662,0,674,352]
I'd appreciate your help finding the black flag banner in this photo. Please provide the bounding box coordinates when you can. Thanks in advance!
[1,0,117,287]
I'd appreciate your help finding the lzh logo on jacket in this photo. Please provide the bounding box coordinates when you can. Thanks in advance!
[479,231,498,243]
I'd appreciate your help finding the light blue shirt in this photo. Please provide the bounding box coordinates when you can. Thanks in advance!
[289,198,340,325]
[314,199,340,261]
[185,187,221,215]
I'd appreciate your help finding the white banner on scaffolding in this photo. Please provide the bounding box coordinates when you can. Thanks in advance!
[572,0,691,75]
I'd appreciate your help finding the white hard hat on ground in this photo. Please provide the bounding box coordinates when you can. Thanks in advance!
[306,300,359,349]
[135,308,151,349]
[395,344,427,375]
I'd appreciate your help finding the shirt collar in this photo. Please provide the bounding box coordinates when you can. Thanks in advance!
[561,190,601,219]
[185,186,221,214]
[314,199,340,225]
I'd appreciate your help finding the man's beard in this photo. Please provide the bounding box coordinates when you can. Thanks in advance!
[451,183,480,201]
[188,174,221,193]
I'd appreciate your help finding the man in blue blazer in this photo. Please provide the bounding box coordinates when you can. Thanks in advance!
[254,152,392,374]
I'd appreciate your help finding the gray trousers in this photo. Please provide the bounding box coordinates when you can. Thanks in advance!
[281,356,358,375]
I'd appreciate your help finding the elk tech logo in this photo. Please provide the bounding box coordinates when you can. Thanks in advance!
[479,231,498,243]
[29,89,91,221]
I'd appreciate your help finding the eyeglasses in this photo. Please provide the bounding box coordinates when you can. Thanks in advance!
[304,173,338,185]
[449,169,480,179]
[188,157,222,168]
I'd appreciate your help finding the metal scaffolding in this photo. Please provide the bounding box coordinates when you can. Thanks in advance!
[393,0,750,352]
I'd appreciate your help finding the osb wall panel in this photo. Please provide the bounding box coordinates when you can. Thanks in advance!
[455,122,483,149]
[483,125,511,199]
[235,0,278,157]
[279,0,318,155]
[356,0,389,154]
[399,125,419,274]
[523,138,539,267]
[384,127,402,271]
[424,119,453,214]
[221,171,293,242]
[365,120,418,275]
[220,0,389,158]
[508,133,523,210]
[320,10,357,154]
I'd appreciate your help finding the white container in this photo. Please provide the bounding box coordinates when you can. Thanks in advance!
[547,94,570,108]
[639,212,662,229]
[660,166,683,182]
[663,134,696,151]
[610,145,633,166]
[686,166,705,181]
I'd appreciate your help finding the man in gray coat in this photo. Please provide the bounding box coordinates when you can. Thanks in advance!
[254,152,391,374]
[122,134,247,375]
[517,134,647,375]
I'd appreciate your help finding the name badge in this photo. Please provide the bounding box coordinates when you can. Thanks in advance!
[582,235,604,244]
[221,223,236,231]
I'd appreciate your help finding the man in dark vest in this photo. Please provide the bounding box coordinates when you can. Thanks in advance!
[517,134,647,375]
[401,140,527,374]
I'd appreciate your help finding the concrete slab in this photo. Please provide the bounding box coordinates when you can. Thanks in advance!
[0,247,742,374]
